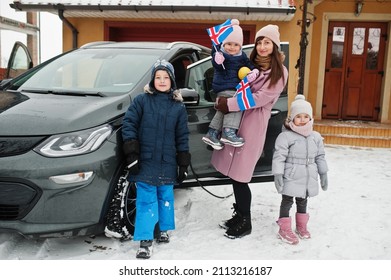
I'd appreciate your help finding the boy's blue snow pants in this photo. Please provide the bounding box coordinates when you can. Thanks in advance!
[133,181,175,241]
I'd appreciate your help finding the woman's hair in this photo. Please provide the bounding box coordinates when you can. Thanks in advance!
[249,36,285,87]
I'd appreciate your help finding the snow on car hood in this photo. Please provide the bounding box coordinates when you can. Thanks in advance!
[0,91,130,136]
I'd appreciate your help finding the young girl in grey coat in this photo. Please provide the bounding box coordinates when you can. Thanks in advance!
[272,94,328,245]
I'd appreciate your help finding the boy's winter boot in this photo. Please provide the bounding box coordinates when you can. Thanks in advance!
[202,128,223,150]
[295,213,311,239]
[136,240,153,259]
[277,217,299,245]
[224,214,252,239]
[219,203,241,230]
[156,231,170,243]
[220,127,244,147]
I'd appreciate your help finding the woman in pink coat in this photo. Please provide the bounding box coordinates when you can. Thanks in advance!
[213,24,288,239]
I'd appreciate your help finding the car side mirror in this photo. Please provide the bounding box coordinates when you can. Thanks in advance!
[0,79,12,90]
[180,88,199,106]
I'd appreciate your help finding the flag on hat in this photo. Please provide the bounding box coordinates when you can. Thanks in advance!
[235,77,255,111]
[206,19,234,46]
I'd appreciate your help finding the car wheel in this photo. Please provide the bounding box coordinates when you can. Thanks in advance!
[123,181,136,236]
[104,168,136,240]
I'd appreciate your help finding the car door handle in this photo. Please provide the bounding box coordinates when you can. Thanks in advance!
[271,109,280,116]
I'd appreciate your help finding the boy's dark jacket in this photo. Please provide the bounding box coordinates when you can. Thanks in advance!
[211,44,254,93]
[122,85,189,186]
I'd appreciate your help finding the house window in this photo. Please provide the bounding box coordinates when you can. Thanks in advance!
[352,27,365,55]
[366,28,380,70]
[331,27,345,68]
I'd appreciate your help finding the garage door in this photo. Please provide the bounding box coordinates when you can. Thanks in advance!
[105,21,254,47]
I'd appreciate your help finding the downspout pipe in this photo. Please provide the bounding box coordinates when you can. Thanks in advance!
[58,9,78,49]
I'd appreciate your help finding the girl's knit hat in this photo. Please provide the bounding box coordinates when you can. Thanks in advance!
[255,24,280,48]
[289,94,313,120]
[223,19,243,47]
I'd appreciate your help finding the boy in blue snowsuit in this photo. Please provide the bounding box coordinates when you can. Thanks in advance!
[122,60,190,259]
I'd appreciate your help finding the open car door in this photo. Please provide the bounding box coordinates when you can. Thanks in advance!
[5,41,33,79]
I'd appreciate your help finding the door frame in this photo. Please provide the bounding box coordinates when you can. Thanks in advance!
[315,13,391,123]
[342,22,386,121]
[322,21,386,121]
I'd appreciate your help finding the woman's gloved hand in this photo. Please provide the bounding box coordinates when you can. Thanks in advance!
[215,96,228,114]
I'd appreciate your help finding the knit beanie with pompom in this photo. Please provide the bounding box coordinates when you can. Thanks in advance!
[222,19,243,47]
[255,24,281,49]
[289,94,313,120]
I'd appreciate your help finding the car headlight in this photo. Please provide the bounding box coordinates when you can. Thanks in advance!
[49,171,94,184]
[34,125,113,157]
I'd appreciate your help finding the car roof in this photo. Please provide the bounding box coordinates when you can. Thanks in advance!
[80,41,211,52]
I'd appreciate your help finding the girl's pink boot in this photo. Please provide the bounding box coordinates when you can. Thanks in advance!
[277,217,299,245]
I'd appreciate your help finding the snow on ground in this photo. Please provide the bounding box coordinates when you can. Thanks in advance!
[1,145,390,278]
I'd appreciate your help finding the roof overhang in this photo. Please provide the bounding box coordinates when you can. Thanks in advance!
[10,1,296,21]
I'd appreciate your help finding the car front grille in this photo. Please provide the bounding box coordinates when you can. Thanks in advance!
[0,136,46,157]
[0,180,41,220]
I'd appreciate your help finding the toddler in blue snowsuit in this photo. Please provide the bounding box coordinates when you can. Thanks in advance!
[202,19,256,150]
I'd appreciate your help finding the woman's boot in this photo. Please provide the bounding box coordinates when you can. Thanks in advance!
[224,213,252,239]
[219,203,241,230]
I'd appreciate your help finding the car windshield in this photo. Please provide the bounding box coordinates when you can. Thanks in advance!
[15,48,162,96]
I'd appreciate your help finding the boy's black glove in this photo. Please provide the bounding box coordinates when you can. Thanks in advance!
[123,140,140,175]
[176,152,191,184]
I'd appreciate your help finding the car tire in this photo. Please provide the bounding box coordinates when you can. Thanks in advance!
[123,181,136,236]
[104,168,136,240]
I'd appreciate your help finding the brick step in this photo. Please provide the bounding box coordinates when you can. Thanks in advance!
[320,134,391,148]
[313,120,391,148]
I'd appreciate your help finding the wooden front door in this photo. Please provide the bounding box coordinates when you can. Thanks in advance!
[322,22,387,121]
